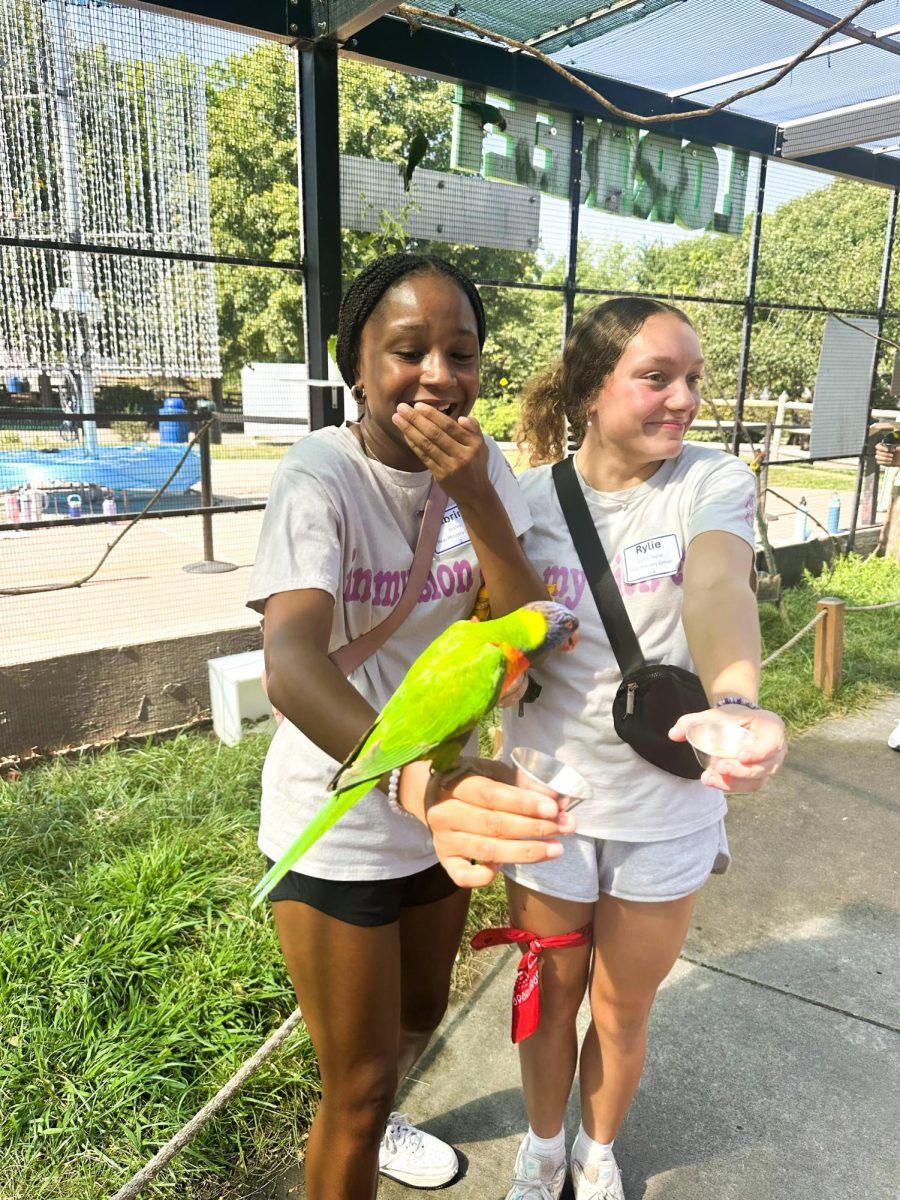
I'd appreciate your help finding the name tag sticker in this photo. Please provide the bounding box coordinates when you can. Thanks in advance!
[623,533,682,584]
[435,502,470,556]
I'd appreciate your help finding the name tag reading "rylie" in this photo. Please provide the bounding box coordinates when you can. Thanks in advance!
[622,533,681,584]
[435,502,470,556]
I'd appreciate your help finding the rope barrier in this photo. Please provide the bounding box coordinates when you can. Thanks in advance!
[845,599,900,612]
[109,1008,304,1200]
[760,610,827,668]
[108,589,898,1198]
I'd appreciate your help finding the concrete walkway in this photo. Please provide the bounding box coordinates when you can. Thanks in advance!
[272,694,900,1200]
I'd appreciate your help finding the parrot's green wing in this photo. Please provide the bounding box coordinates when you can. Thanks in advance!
[334,622,508,790]
[252,624,510,904]
[252,624,513,902]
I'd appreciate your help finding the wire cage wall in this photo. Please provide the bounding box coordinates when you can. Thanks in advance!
[0,0,898,761]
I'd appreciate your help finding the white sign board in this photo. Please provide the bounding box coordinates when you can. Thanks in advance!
[809,316,879,459]
[340,155,541,252]
[241,362,355,439]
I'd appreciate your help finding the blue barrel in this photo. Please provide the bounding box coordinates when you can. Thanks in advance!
[827,493,841,535]
[159,396,190,443]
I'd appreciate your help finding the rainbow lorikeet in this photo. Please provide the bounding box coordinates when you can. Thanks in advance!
[401,126,429,191]
[454,99,508,133]
[252,600,579,903]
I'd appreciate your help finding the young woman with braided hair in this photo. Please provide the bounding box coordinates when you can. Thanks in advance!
[247,252,573,1199]
[489,298,788,1200]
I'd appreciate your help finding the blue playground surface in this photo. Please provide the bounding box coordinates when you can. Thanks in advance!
[0,444,201,496]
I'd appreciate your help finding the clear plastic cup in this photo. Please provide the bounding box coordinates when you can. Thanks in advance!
[510,746,592,812]
[684,719,754,769]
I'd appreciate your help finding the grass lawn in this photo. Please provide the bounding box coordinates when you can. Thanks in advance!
[1,553,898,1199]
[211,441,289,461]
[764,463,857,492]
[499,455,860,492]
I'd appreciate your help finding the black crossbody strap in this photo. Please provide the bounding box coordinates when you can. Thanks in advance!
[551,456,646,678]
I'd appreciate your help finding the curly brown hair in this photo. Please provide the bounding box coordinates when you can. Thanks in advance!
[517,297,694,466]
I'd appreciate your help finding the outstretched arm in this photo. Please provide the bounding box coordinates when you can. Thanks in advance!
[397,757,575,888]
[673,530,786,792]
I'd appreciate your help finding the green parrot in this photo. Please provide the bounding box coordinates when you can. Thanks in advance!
[454,99,508,133]
[252,600,579,904]
[401,126,429,191]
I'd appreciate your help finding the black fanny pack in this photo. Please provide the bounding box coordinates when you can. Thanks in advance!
[552,456,707,780]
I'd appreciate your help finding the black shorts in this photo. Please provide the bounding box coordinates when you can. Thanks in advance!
[264,859,460,927]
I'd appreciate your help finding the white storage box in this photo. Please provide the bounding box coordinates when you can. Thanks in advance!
[208,649,273,745]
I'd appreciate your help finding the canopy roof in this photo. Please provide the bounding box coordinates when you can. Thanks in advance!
[149,0,900,184]
[399,0,900,161]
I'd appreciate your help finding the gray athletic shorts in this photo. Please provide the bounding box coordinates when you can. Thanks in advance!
[502,819,730,905]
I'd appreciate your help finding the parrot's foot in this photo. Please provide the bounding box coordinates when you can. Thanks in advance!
[429,756,481,791]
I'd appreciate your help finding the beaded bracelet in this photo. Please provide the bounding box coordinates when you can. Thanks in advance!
[386,767,416,819]
[714,696,761,711]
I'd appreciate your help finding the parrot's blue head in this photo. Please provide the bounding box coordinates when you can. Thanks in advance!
[520,599,579,657]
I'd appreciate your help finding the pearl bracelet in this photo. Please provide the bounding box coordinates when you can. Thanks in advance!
[714,696,761,711]
[386,767,415,819]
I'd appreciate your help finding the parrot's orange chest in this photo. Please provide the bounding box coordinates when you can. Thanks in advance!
[501,645,530,693]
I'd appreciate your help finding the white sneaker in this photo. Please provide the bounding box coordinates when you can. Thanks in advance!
[504,1134,567,1200]
[378,1111,458,1188]
[571,1152,625,1200]
[888,719,900,750]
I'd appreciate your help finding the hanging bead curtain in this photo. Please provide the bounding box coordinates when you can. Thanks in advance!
[0,0,221,378]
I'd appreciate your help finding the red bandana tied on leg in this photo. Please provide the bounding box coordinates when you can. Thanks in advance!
[470,924,593,1043]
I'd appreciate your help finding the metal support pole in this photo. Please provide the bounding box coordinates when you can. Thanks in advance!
[563,114,585,343]
[564,116,585,454]
[199,425,215,562]
[731,155,768,456]
[848,187,899,552]
[183,420,237,574]
[299,41,344,431]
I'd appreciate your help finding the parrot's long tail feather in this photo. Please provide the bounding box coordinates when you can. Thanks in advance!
[251,779,374,906]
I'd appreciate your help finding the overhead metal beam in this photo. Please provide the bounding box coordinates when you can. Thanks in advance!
[114,0,295,42]
[670,22,900,98]
[779,92,900,158]
[320,1,397,40]
[348,14,900,188]
[118,0,395,40]
[759,0,900,55]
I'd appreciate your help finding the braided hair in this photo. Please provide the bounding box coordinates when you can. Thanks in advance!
[335,253,486,390]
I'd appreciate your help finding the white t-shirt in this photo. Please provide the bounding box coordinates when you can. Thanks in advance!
[247,423,532,880]
[502,442,757,842]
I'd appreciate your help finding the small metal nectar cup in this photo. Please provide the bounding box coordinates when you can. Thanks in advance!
[684,719,754,770]
[510,746,592,812]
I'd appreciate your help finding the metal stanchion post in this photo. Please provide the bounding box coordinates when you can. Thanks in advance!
[183,418,237,574]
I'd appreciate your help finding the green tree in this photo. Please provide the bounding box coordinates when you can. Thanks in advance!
[576,177,897,401]
[206,43,303,382]
[205,48,565,411]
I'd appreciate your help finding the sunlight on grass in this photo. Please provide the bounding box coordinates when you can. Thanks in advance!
[765,463,857,492]
[0,731,508,1199]
[1,553,896,1197]
[759,554,900,732]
